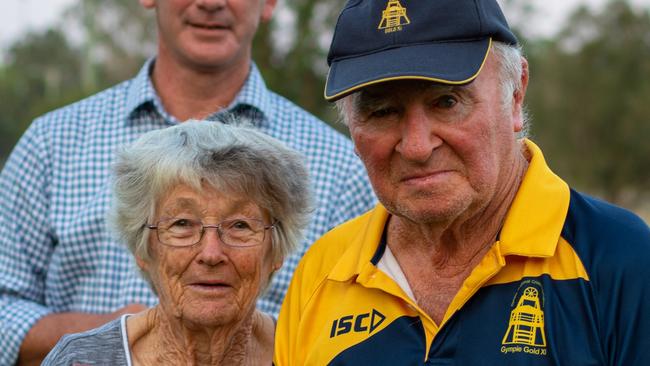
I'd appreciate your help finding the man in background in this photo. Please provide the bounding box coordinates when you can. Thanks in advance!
[0,0,375,364]
[275,0,650,364]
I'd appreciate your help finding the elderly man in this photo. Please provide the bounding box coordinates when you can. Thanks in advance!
[0,0,375,365]
[275,0,650,365]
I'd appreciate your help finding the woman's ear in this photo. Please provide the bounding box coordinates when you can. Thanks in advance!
[136,256,149,272]
[272,258,284,272]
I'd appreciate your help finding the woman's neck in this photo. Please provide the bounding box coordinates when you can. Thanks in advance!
[127,307,273,366]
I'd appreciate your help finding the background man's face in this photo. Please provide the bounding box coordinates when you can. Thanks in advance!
[347,53,524,225]
[141,0,276,70]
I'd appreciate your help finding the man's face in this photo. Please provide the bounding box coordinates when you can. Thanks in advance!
[140,0,276,70]
[346,52,525,225]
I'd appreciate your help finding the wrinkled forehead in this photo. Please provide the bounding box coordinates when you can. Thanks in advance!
[155,182,263,217]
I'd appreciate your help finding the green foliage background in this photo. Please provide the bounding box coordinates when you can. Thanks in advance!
[1,0,648,218]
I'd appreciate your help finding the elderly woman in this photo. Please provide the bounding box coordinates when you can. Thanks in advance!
[42,120,311,365]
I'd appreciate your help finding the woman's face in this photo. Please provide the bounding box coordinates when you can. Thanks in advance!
[140,183,280,328]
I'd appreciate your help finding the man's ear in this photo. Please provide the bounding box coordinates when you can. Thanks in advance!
[513,57,529,132]
[139,0,156,10]
[261,0,278,23]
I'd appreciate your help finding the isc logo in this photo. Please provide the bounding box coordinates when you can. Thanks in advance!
[329,309,386,338]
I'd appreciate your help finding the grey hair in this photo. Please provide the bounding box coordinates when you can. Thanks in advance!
[335,41,530,137]
[491,41,530,138]
[110,119,312,286]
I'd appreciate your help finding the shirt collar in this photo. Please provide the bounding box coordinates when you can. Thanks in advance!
[497,139,570,257]
[328,204,390,282]
[125,58,158,121]
[225,62,274,122]
[327,139,570,282]
[124,59,274,125]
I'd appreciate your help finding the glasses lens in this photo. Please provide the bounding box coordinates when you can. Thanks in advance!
[220,219,266,247]
[157,218,202,247]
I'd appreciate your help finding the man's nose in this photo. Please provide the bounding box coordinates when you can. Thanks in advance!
[196,0,225,12]
[395,106,442,163]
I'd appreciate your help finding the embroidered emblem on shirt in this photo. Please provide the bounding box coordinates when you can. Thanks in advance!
[378,0,410,33]
[330,309,386,338]
[501,279,548,356]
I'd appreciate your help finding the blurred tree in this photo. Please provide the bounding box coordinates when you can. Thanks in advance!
[0,0,155,166]
[0,29,86,159]
[526,1,650,205]
[62,0,156,86]
[253,0,348,133]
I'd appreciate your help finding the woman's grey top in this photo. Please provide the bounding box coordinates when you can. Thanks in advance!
[42,315,132,366]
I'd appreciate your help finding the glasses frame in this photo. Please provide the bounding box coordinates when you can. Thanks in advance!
[145,217,276,248]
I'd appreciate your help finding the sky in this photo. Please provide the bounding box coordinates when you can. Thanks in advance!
[1,0,650,52]
[1,0,77,51]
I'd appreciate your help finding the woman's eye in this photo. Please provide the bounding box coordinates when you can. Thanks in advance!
[231,220,253,230]
[436,95,458,109]
[171,219,193,227]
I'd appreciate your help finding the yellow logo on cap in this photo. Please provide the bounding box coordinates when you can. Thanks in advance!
[378,0,410,34]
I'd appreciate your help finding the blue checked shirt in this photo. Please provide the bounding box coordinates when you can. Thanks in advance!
[0,59,376,365]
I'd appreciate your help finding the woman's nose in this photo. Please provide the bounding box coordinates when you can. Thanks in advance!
[196,228,228,266]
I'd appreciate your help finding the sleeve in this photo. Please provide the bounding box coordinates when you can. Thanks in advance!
[605,233,650,366]
[0,119,56,365]
[41,319,128,366]
[597,217,650,365]
[40,336,73,366]
[326,154,376,228]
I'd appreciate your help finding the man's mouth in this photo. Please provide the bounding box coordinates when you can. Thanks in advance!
[402,170,453,183]
[188,22,228,30]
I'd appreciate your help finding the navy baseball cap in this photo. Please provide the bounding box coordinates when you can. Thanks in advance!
[325,0,518,101]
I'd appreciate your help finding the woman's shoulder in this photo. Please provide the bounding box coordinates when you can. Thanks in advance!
[42,316,130,366]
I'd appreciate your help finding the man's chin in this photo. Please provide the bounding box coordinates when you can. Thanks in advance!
[176,45,247,72]
[388,196,472,225]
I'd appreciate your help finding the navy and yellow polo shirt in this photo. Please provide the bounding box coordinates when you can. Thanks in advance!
[275,140,650,365]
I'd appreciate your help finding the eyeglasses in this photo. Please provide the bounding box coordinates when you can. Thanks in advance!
[146,218,275,248]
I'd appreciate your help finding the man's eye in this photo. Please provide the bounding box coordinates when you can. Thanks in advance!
[436,95,458,109]
[369,107,397,119]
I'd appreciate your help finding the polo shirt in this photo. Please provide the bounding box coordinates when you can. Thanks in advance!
[275,140,650,365]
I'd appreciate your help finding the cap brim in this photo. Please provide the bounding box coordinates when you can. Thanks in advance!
[325,38,492,101]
